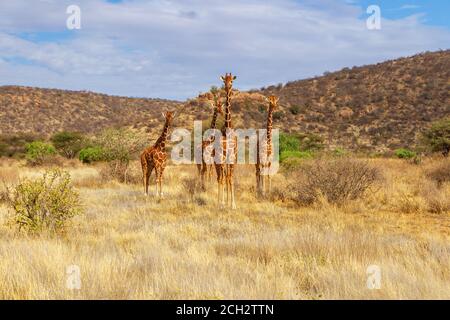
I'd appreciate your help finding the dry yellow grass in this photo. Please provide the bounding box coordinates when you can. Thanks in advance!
[0,158,449,299]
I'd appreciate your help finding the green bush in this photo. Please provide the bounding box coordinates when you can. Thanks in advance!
[395,148,417,159]
[79,147,104,164]
[289,105,301,115]
[280,150,313,162]
[280,133,300,153]
[279,132,324,154]
[94,128,147,163]
[92,129,147,183]
[0,141,7,157]
[0,134,40,158]
[272,111,284,120]
[332,147,346,157]
[51,131,85,159]
[280,157,303,171]
[421,118,450,157]
[4,169,82,233]
[297,133,324,152]
[25,141,56,165]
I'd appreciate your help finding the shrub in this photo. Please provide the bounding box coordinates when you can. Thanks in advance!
[419,181,450,214]
[279,133,300,153]
[279,132,324,154]
[426,160,450,187]
[289,105,301,115]
[25,141,56,165]
[280,150,313,162]
[94,128,146,162]
[4,169,82,233]
[332,147,346,157]
[182,177,200,201]
[79,147,104,164]
[280,157,303,171]
[272,111,284,120]
[297,133,324,152]
[421,118,450,157]
[292,159,382,205]
[0,134,41,158]
[92,129,147,182]
[395,148,417,159]
[0,141,7,157]
[99,161,141,184]
[51,131,85,159]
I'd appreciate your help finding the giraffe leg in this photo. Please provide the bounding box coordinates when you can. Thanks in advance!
[221,174,226,207]
[267,162,272,194]
[144,164,152,197]
[225,167,229,206]
[154,167,160,197]
[217,179,222,205]
[157,175,163,198]
[142,165,147,195]
[146,164,154,196]
[261,165,266,197]
[220,167,226,207]
[200,162,207,191]
[228,165,236,209]
[255,164,261,197]
[141,158,148,195]
[159,165,166,198]
[209,165,214,183]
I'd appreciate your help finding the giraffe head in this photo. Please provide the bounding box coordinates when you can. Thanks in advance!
[199,91,223,115]
[267,95,279,112]
[220,73,236,92]
[162,111,175,125]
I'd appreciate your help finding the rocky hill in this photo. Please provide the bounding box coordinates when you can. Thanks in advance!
[0,50,449,151]
[255,50,449,151]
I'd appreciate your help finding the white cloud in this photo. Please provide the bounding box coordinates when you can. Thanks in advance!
[0,0,449,99]
[399,5,421,10]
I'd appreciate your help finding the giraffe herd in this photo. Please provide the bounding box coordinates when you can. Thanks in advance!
[140,73,279,209]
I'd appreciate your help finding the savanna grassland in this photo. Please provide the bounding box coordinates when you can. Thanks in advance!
[0,157,449,300]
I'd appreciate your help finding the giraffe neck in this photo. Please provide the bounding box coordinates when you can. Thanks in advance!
[223,87,232,132]
[266,107,274,148]
[210,107,219,129]
[155,120,170,151]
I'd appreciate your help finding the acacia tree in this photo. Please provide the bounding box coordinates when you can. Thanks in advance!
[421,118,450,157]
[51,131,85,158]
[94,128,147,182]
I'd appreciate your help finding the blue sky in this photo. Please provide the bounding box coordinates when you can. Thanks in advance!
[0,0,449,100]
[352,0,450,28]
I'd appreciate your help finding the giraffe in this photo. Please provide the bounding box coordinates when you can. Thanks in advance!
[256,95,279,197]
[215,73,238,209]
[140,111,175,198]
[196,91,223,190]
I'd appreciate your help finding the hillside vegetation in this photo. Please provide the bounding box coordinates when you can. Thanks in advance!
[1,50,449,152]
[257,50,450,151]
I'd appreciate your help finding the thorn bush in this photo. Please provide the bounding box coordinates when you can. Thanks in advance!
[5,169,82,233]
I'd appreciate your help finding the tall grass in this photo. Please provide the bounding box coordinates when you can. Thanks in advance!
[0,158,448,299]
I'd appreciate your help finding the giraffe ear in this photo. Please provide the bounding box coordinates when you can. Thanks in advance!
[161,112,166,119]
[220,76,225,81]
[233,76,237,80]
